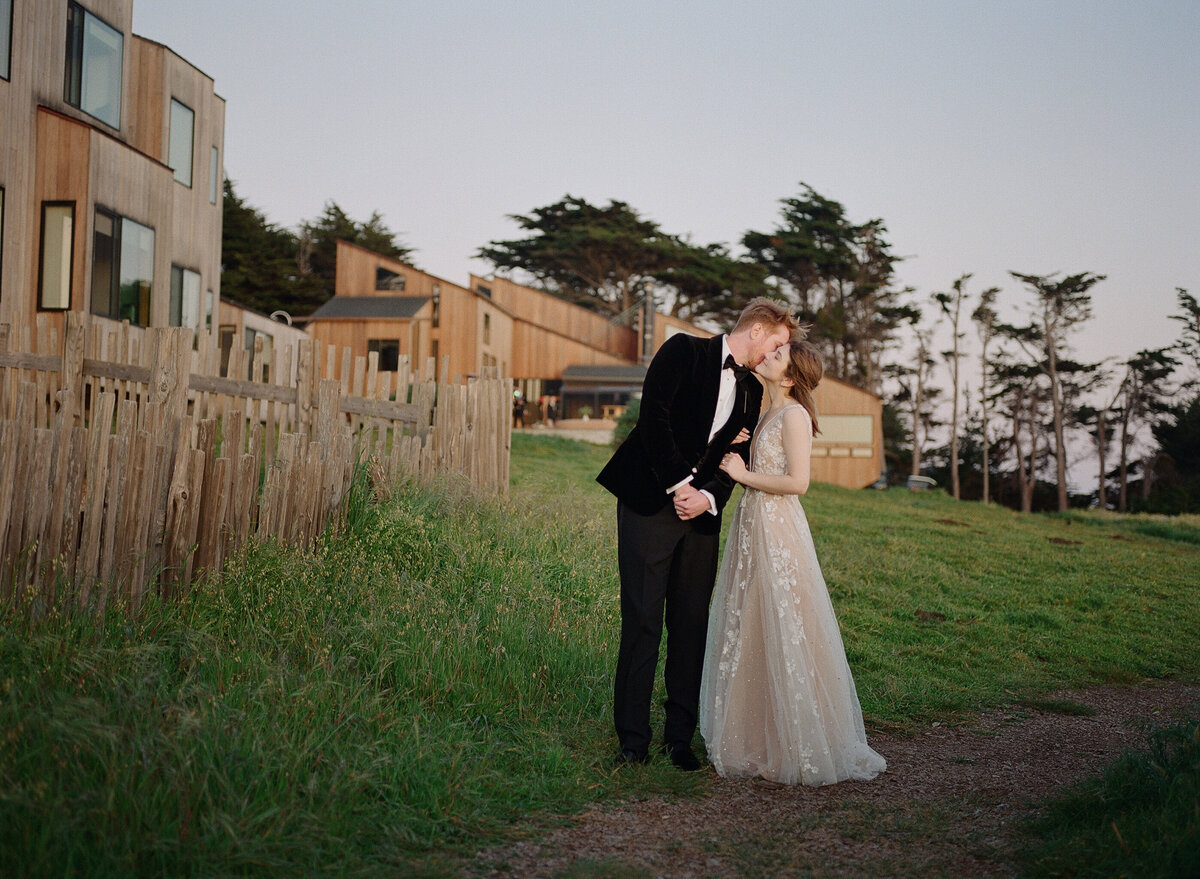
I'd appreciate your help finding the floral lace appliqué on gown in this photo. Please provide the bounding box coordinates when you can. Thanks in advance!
[699,404,886,785]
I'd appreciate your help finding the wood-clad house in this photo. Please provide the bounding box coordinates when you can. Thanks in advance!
[811,376,884,489]
[472,273,637,373]
[562,364,883,488]
[0,0,224,342]
[301,242,885,488]
[215,297,311,381]
[303,240,513,383]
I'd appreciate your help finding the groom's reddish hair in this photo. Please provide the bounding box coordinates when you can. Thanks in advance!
[732,297,805,339]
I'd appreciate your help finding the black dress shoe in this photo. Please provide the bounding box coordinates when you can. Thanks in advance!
[663,741,702,772]
[615,747,649,767]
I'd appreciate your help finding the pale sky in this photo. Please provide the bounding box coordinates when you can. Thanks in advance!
[134,0,1199,378]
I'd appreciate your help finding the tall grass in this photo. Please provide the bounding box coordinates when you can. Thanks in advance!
[1,433,1198,876]
[0,444,662,877]
[1017,716,1200,879]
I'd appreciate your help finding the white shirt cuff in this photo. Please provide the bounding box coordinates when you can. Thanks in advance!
[699,489,717,515]
[666,475,694,494]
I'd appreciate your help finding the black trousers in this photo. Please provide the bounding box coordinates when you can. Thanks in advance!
[613,500,719,754]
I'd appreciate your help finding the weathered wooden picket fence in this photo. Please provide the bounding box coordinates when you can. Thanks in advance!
[0,312,510,612]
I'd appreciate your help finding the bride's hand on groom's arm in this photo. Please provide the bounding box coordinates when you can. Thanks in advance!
[732,428,751,445]
[719,452,748,483]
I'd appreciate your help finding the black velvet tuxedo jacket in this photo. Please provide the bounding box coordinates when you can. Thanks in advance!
[596,333,764,536]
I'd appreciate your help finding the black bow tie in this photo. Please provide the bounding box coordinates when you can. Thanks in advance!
[723,354,751,380]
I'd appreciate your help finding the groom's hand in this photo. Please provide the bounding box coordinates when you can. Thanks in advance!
[673,484,709,520]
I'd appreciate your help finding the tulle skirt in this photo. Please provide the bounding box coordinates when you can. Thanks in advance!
[699,490,886,785]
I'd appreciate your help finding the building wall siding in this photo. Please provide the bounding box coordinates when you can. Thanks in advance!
[0,1,223,338]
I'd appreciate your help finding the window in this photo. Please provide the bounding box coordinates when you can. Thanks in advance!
[205,289,215,330]
[244,327,272,380]
[2,0,13,81]
[431,283,440,327]
[218,324,236,376]
[483,312,491,344]
[64,3,123,129]
[169,265,201,328]
[476,283,492,298]
[167,99,194,186]
[376,266,405,291]
[39,203,75,310]
[368,339,400,372]
[91,207,154,325]
[209,147,220,204]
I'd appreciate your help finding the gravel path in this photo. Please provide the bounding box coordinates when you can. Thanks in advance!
[473,682,1200,878]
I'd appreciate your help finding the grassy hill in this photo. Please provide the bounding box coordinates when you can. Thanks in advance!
[1,432,1197,876]
[513,432,1200,721]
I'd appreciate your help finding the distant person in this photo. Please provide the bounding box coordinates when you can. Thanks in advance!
[546,396,558,428]
[700,340,886,785]
[597,298,799,770]
[512,392,525,429]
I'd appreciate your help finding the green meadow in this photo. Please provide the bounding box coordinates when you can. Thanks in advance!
[1,432,1197,877]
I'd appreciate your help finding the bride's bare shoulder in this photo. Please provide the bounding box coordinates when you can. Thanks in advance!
[781,404,812,434]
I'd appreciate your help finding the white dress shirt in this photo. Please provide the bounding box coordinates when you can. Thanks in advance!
[667,336,738,515]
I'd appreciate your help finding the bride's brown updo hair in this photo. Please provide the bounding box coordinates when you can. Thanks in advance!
[782,341,823,436]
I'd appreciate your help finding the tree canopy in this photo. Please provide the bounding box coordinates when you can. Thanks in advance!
[220,180,414,318]
[653,240,770,327]
[219,178,303,315]
[477,196,679,320]
[742,184,915,392]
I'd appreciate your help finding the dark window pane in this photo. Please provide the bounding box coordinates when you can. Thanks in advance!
[91,209,116,316]
[1,0,13,80]
[118,218,153,325]
[64,3,122,129]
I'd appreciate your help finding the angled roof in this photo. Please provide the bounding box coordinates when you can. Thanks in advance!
[308,296,429,320]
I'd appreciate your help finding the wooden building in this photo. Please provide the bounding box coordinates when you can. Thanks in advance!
[563,364,883,488]
[301,245,884,489]
[215,298,311,381]
[0,0,224,342]
[304,240,513,382]
[811,376,884,489]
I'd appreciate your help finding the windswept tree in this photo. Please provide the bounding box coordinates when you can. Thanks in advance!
[845,221,918,394]
[219,183,414,318]
[1077,358,1124,509]
[970,285,1001,503]
[743,183,913,391]
[1141,289,1200,512]
[477,196,677,321]
[1169,287,1200,383]
[1149,395,1200,512]
[993,358,1048,513]
[220,178,302,316]
[1114,347,1178,509]
[935,274,971,499]
[654,239,770,327]
[294,202,415,314]
[888,318,940,478]
[742,184,855,321]
[1006,271,1105,511]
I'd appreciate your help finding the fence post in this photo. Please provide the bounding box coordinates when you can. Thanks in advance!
[148,327,192,464]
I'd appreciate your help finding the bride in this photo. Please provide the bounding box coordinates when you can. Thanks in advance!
[699,340,886,785]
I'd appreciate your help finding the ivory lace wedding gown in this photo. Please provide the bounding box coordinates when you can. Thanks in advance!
[699,404,886,785]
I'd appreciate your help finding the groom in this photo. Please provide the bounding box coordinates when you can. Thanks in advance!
[597,298,797,770]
